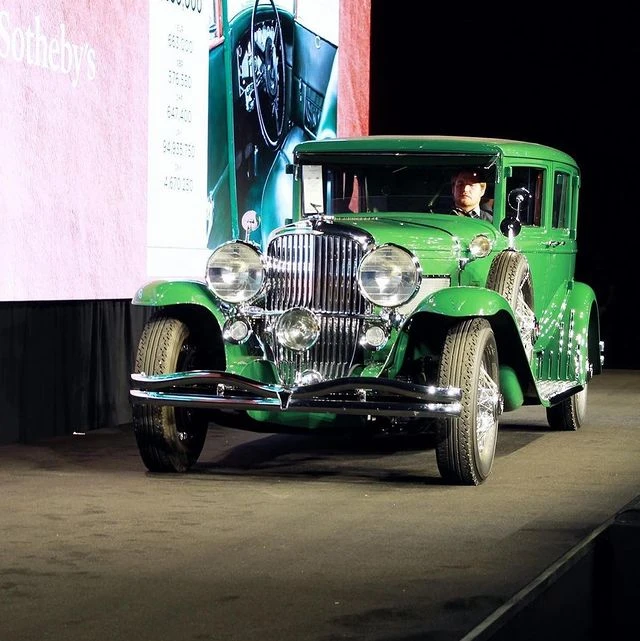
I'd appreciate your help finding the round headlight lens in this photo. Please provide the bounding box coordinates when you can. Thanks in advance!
[223,318,250,344]
[276,308,320,351]
[469,234,492,258]
[362,324,388,350]
[206,241,264,303]
[358,244,421,307]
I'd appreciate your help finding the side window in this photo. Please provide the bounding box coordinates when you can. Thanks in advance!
[552,171,571,229]
[506,167,545,226]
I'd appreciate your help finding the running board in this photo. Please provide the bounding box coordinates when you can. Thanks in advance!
[536,379,583,405]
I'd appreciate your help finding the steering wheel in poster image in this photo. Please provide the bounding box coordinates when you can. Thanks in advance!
[251,0,286,148]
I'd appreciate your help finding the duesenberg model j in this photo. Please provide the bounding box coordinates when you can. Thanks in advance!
[130,136,604,485]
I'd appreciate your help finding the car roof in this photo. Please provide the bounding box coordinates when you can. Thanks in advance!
[294,135,577,167]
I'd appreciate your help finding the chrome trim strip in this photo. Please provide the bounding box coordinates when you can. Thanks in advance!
[130,372,462,418]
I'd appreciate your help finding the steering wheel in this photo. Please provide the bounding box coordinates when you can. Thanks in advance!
[251,0,286,148]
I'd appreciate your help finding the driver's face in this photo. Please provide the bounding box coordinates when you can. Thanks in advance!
[453,173,486,212]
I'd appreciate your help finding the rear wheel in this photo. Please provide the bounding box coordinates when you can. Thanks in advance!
[436,318,501,485]
[133,314,209,473]
[546,385,588,431]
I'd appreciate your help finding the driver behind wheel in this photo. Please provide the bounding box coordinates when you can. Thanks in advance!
[451,169,493,221]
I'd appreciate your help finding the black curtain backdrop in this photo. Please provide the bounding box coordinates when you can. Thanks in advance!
[0,301,151,444]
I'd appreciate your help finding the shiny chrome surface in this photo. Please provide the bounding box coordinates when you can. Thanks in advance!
[266,228,370,385]
[130,371,462,418]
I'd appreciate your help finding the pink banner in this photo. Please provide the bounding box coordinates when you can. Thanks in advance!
[0,1,148,301]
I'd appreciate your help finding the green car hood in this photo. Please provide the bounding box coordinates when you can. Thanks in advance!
[332,212,500,264]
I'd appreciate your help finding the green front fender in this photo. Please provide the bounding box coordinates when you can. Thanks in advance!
[378,285,528,385]
[132,279,226,325]
[131,280,274,382]
[131,280,269,378]
[378,286,516,374]
[413,285,514,318]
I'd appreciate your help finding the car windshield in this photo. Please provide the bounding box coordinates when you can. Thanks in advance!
[299,154,498,216]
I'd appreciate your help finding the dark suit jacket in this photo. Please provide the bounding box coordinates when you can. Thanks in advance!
[452,205,493,222]
[478,203,493,221]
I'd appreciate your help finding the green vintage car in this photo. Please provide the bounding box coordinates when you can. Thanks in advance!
[130,136,604,485]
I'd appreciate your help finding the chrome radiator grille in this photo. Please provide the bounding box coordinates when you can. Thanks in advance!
[266,230,369,385]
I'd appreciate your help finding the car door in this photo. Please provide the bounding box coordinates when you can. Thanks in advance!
[502,163,578,318]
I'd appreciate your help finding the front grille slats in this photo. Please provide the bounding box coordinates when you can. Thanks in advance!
[267,229,368,385]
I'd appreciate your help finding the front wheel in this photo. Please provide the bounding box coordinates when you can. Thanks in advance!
[436,318,502,485]
[133,314,209,473]
[546,385,588,431]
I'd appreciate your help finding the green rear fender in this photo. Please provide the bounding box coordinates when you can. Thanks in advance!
[566,281,603,377]
[566,282,598,327]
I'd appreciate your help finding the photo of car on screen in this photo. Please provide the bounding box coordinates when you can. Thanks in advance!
[206,0,338,250]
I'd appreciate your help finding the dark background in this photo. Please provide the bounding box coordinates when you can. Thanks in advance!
[368,2,638,369]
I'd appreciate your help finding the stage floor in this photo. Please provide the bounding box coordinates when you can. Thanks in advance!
[1,370,638,640]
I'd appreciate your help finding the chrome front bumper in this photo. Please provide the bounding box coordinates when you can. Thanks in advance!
[130,371,462,418]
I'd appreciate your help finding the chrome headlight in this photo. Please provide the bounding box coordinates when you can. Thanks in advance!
[358,244,421,307]
[469,234,492,258]
[275,308,320,351]
[223,317,251,344]
[206,241,265,303]
[360,321,389,350]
